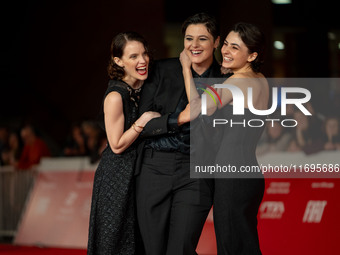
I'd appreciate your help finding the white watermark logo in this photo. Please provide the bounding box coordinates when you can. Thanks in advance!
[201,84,311,116]
[200,84,312,128]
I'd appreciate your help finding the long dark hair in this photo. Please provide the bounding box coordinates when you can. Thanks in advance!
[230,22,265,72]
[107,32,149,80]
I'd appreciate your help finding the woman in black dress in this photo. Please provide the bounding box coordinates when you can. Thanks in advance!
[181,23,268,254]
[87,32,160,255]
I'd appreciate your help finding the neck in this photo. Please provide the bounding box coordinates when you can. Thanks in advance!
[122,77,143,89]
[192,57,213,76]
[232,63,253,74]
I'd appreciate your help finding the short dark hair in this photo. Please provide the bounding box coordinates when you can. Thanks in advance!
[230,22,265,72]
[107,32,149,80]
[181,12,220,41]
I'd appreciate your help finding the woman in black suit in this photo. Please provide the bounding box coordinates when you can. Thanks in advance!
[136,13,226,255]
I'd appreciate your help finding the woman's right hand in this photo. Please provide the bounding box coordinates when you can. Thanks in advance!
[137,111,161,127]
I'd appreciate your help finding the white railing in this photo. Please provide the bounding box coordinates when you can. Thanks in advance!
[0,166,36,239]
[0,157,97,241]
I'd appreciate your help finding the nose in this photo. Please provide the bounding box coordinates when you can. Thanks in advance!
[192,38,199,48]
[139,55,147,64]
[221,44,229,54]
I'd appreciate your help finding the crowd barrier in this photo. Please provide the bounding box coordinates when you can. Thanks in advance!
[12,157,97,248]
[0,166,35,239]
[1,151,339,254]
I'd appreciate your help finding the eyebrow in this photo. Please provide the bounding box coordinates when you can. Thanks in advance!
[186,35,209,38]
[224,40,240,48]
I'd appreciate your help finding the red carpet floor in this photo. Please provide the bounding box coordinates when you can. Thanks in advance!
[0,244,217,255]
[0,244,86,255]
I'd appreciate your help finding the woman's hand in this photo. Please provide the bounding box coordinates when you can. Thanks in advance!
[137,111,161,127]
[179,50,191,71]
[180,49,197,103]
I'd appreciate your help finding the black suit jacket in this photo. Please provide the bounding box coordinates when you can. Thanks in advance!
[138,58,185,137]
[135,57,224,175]
[134,58,184,175]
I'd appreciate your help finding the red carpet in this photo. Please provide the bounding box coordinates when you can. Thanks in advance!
[0,244,86,255]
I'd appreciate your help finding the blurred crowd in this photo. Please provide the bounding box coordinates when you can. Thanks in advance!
[0,121,107,170]
[1,103,339,170]
[257,102,340,156]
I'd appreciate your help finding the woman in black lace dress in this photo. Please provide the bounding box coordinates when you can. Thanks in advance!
[87,32,160,255]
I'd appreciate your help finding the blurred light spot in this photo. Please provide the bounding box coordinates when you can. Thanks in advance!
[328,32,336,40]
[274,41,285,50]
[272,0,292,4]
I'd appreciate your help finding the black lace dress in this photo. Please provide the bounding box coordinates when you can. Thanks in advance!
[87,80,141,255]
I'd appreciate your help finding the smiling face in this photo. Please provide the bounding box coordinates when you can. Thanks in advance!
[114,40,149,86]
[221,31,257,73]
[184,24,219,72]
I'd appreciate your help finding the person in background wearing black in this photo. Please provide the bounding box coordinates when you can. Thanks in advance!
[135,13,226,255]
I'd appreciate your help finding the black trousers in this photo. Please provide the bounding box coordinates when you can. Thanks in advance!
[213,178,265,255]
[136,149,213,255]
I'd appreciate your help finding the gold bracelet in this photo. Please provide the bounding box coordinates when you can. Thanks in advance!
[132,123,143,133]
[134,122,144,129]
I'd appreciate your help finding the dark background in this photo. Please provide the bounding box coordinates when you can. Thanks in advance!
[1,0,340,155]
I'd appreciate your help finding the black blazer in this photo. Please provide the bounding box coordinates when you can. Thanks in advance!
[134,58,184,175]
[138,58,185,137]
[135,57,224,175]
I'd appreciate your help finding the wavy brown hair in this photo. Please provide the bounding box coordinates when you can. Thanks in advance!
[107,32,149,80]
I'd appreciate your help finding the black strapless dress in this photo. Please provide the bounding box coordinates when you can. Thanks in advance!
[213,104,265,255]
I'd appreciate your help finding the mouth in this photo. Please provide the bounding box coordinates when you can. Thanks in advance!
[136,66,147,75]
[190,50,203,56]
[223,56,233,62]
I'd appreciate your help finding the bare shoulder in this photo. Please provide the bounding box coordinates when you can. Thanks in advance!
[228,72,266,81]
[104,91,123,108]
[223,72,268,95]
[105,91,122,102]
[228,72,250,79]
[224,73,256,86]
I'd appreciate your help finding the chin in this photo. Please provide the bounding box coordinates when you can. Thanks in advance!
[191,57,208,65]
[222,62,232,69]
[139,75,148,80]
